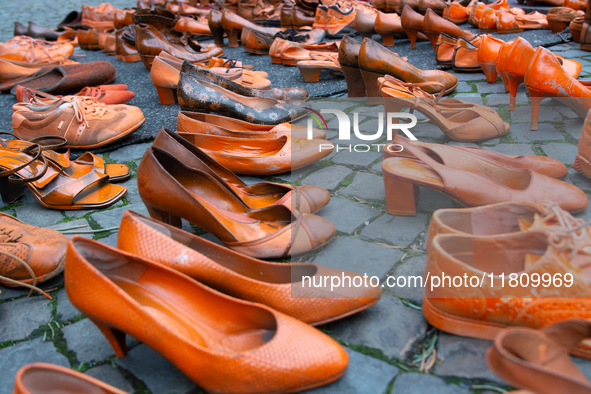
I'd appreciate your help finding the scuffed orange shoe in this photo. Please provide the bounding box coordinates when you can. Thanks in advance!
[65,237,349,393]
[477,34,506,83]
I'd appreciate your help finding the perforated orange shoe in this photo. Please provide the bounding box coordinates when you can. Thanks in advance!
[65,237,349,393]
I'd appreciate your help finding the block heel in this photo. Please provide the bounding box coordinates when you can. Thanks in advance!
[145,204,182,228]
[383,172,419,216]
[360,69,384,105]
[155,86,178,105]
[341,64,366,97]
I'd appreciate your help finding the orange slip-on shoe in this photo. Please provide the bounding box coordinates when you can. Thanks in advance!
[13,363,128,394]
[452,36,482,72]
[137,146,335,259]
[381,136,588,216]
[118,210,380,324]
[65,237,349,393]
[176,133,333,175]
[401,5,425,50]
[177,111,325,140]
[443,2,469,24]
[375,11,404,47]
[476,34,505,83]
[524,47,589,130]
[423,230,591,360]
[152,128,330,214]
[486,320,591,393]
[384,137,567,179]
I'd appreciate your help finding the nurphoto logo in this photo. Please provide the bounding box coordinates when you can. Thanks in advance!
[306,109,418,153]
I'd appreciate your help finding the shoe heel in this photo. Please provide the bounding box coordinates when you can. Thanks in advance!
[379,33,395,46]
[155,86,178,105]
[211,26,225,47]
[481,64,498,83]
[360,69,385,105]
[383,98,405,126]
[224,28,240,48]
[145,204,183,228]
[360,32,374,40]
[527,87,546,131]
[506,72,524,111]
[0,177,25,204]
[422,31,440,51]
[271,55,283,64]
[383,173,419,216]
[298,67,323,83]
[403,27,420,50]
[140,55,155,71]
[89,318,128,358]
[574,155,591,178]
[341,64,366,97]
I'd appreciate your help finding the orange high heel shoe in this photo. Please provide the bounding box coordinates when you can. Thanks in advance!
[525,47,591,130]
[423,8,476,51]
[477,35,505,83]
[505,38,582,111]
[65,237,349,394]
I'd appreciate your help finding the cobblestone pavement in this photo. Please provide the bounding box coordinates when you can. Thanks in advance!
[3,1,591,393]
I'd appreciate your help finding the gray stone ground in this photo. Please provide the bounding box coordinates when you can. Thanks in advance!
[2,1,591,394]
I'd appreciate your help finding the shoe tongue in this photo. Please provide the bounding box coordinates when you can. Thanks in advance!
[524,253,543,270]
[518,216,535,232]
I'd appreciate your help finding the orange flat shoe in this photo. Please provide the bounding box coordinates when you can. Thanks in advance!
[477,35,506,83]
[384,137,568,179]
[452,36,482,72]
[66,237,349,393]
[153,128,330,214]
[423,229,591,359]
[443,2,469,24]
[381,136,587,216]
[524,47,589,130]
[118,210,380,324]
[487,320,591,392]
[14,363,128,394]
[478,7,498,32]
[137,146,335,258]
[177,111,325,139]
[177,132,333,175]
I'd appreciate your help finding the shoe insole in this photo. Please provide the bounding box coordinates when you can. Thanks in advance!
[21,370,114,394]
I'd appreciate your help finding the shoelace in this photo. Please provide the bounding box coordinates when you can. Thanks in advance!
[64,97,107,128]
[16,36,55,63]
[539,204,591,263]
[0,248,52,300]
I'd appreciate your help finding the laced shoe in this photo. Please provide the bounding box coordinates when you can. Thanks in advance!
[0,36,74,64]
[12,96,145,149]
[0,211,67,296]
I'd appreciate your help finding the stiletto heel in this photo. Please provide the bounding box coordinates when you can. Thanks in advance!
[298,67,323,83]
[224,28,240,48]
[341,64,366,97]
[403,27,421,50]
[383,173,419,216]
[481,64,498,83]
[360,69,384,105]
[527,87,546,131]
[383,97,405,126]
[422,31,440,51]
[145,204,183,228]
[506,72,524,111]
[155,86,178,105]
[379,33,395,46]
[88,319,128,357]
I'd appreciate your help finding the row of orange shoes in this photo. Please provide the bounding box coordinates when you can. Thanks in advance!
[0,197,380,393]
[12,317,591,392]
[379,106,591,216]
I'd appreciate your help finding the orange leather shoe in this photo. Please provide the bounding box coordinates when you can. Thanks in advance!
[338,36,366,97]
[423,230,591,359]
[65,237,349,393]
[487,320,591,391]
[153,128,330,214]
[575,109,591,179]
[353,9,377,40]
[476,34,505,83]
[359,38,458,98]
[174,15,213,36]
[384,137,568,179]
[209,9,225,47]
[14,363,128,394]
[177,111,325,139]
[423,8,475,50]
[452,36,482,71]
[81,3,124,30]
[435,33,457,65]
[0,37,74,63]
[176,132,333,175]
[524,47,589,130]
[375,11,404,46]
[137,147,335,258]
[77,29,100,50]
[0,58,77,83]
[118,210,380,324]
[468,1,486,26]
[381,136,588,216]
[443,1,469,24]
[401,5,425,50]
[0,211,67,293]
[478,7,498,32]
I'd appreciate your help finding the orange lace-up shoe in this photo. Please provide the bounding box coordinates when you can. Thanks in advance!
[524,46,589,130]
[66,237,349,393]
[118,210,381,324]
[0,36,74,64]
[423,209,591,359]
